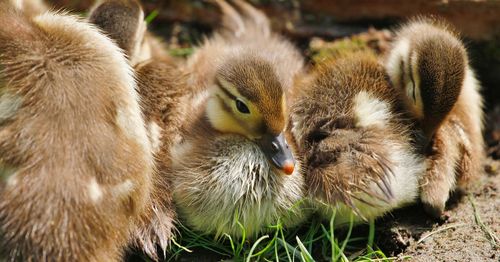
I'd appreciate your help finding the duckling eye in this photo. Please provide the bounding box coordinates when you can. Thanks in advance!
[235,99,250,114]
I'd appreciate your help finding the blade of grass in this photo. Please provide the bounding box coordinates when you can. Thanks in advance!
[168,48,194,57]
[468,193,500,247]
[236,221,247,257]
[250,230,278,257]
[246,235,270,262]
[144,9,159,24]
[367,219,375,248]
[224,233,236,255]
[171,237,193,253]
[296,236,315,262]
[278,223,292,262]
[329,209,337,261]
[416,223,466,244]
[336,212,354,261]
[274,233,279,262]
[277,238,302,261]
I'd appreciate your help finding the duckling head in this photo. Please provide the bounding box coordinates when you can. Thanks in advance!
[387,20,466,142]
[205,56,295,175]
[89,0,150,65]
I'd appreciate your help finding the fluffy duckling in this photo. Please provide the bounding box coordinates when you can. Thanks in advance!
[0,3,154,260]
[170,0,307,237]
[386,19,484,217]
[89,0,183,259]
[288,51,424,225]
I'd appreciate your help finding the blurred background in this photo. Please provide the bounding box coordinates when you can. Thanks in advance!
[48,0,500,159]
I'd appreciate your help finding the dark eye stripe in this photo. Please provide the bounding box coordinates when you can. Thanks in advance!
[216,78,251,114]
[216,78,237,100]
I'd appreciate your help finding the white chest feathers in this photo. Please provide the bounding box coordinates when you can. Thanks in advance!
[171,135,306,237]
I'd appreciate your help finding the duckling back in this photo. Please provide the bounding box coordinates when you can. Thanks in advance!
[88,0,187,259]
[0,4,153,260]
[386,19,485,217]
[289,52,424,224]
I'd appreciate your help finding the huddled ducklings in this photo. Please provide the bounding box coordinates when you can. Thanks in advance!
[0,0,484,258]
[289,19,483,224]
[89,0,185,259]
[169,0,307,237]
[0,1,154,260]
[386,19,484,217]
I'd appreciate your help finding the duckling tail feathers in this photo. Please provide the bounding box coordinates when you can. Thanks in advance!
[214,0,270,39]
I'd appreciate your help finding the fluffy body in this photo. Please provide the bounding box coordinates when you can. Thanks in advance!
[0,5,153,261]
[131,58,187,259]
[171,0,306,237]
[386,19,484,217]
[88,0,183,259]
[289,52,424,224]
[171,129,305,237]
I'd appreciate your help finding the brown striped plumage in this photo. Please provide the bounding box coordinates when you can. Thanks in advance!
[169,0,307,237]
[0,2,153,260]
[289,18,484,224]
[386,18,484,217]
[289,52,424,224]
[88,0,185,259]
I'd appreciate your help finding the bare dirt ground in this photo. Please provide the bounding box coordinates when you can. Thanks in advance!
[370,106,500,261]
[376,163,499,261]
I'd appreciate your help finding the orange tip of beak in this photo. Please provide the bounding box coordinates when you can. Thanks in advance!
[282,161,295,175]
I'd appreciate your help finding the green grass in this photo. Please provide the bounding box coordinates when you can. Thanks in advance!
[145,10,159,25]
[167,213,409,261]
[168,48,195,57]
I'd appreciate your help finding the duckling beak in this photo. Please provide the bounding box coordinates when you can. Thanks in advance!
[257,133,295,175]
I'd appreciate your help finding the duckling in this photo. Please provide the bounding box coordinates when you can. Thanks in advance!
[0,3,154,260]
[170,0,307,237]
[89,0,148,66]
[89,0,182,259]
[386,19,484,217]
[288,51,425,225]
[132,58,186,260]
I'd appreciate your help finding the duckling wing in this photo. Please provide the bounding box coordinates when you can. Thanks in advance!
[288,52,425,225]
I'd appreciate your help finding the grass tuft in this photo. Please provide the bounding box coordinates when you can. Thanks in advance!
[145,10,159,24]
[167,210,395,261]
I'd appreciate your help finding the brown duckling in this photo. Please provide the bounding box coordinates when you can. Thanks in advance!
[88,0,184,259]
[132,59,186,259]
[289,19,484,224]
[288,51,424,224]
[0,3,154,260]
[386,19,484,217]
[170,0,307,237]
